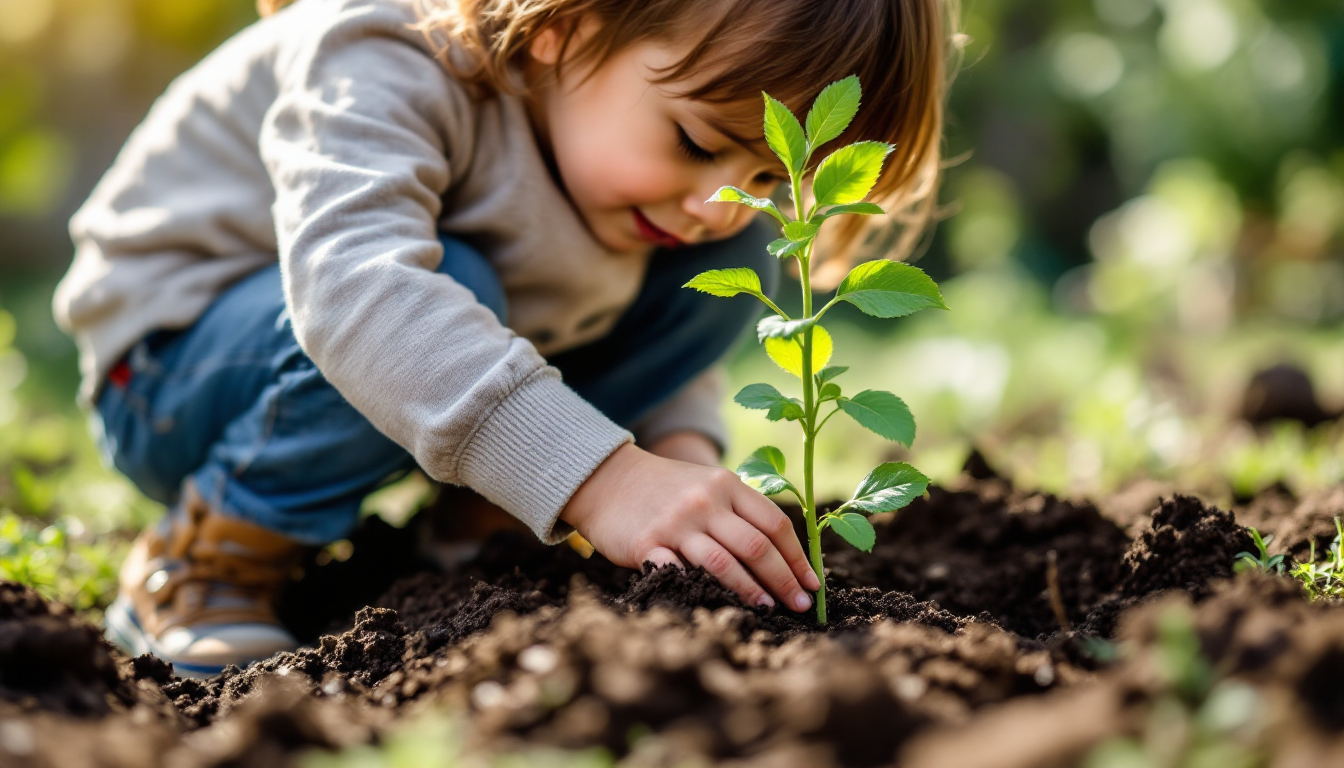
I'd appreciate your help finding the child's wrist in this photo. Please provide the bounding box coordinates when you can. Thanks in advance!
[560,441,642,532]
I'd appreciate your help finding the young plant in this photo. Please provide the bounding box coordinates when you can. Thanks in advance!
[1288,518,1344,600]
[1232,528,1284,575]
[684,77,946,623]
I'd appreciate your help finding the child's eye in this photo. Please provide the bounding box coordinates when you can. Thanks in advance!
[754,171,786,185]
[676,125,716,164]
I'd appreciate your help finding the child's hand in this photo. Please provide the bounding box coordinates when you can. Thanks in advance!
[560,443,821,612]
[644,431,720,467]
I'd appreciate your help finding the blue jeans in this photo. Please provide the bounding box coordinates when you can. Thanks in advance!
[94,222,777,544]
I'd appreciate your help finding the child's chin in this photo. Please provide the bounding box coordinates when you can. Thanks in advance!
[600,230,652,255]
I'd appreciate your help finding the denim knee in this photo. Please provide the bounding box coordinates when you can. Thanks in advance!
[437,235,507,324]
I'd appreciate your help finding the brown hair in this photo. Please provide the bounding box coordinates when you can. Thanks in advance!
[260,0,959,275]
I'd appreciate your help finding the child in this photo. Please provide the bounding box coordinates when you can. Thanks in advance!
[55,0,950,677]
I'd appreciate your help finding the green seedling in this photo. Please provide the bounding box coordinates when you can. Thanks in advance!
[1233,528,1284,575]
[684,76,946,623]
[1288,517,1344,600]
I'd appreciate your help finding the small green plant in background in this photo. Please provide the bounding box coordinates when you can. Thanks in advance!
[0,513,125,615]
[1238,520,1344,601]
[1233,528,1284,575]
[685,76,946,623]
[1287,518,1344,600]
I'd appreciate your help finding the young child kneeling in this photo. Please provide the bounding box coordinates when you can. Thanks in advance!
[55,0,951,677]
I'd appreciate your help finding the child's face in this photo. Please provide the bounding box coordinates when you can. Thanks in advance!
[526,27,787,254]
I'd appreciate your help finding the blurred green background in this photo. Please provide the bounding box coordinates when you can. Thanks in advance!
[1,0,1343,610]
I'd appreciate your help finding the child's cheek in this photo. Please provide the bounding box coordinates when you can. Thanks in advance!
[569,140,676,209]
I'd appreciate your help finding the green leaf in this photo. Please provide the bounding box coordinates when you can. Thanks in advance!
[764,324,833,379]
[827,512,876,552]
[736,446,797,497]
[816,202,886,222]
[734,383,803,422]
[763,94,806,178]
[834,260,947,318]
[707,186,787,226]
[815,366,849,386]
[784,220,820,243]
[684,268,766,300]
[812,141,893,207]
[842,462,930,515]
[757,315,816,341]
[805,76,862,149]
[838,390,915,447]
[819,382,842,401]
[767,238,806,259]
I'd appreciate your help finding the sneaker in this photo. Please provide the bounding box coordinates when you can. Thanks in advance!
[417,485,531,569]
[416,486,597,570]
[104,481,305,679]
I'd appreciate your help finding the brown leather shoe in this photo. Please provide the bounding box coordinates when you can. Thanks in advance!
[104,482,305,678]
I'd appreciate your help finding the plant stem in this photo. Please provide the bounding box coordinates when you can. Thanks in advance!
[799,255,825,624]
[791,173,826,624]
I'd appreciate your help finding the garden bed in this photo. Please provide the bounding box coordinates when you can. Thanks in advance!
[5,470,1344,767]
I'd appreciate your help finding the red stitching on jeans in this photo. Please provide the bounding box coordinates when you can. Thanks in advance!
[108,360,132,390]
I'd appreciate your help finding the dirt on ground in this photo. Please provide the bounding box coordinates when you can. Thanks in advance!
[5,471,1344,768]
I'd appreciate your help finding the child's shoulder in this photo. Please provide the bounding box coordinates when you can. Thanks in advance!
[167,0,481,128]
[261,0,450,65]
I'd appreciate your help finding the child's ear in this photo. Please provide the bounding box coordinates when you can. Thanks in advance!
[529,27,564,66]
[528,16,598,68]
[528,22,572,66]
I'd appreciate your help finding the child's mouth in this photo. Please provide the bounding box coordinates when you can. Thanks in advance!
[632,209,684,248]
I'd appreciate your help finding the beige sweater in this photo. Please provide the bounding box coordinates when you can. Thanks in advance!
[53,0,726,543]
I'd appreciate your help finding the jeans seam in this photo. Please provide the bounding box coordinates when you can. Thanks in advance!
[230,377,284,478]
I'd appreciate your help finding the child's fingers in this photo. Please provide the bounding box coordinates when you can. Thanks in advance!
[709,515,813,613]
[680,533,773,608]
[641,546,683,571]
[731,488,821,592]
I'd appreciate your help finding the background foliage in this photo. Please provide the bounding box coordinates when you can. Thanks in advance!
[1,0,1342,608]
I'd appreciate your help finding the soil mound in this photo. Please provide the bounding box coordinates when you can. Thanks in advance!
[1119,494,1252,598]
[0,582,147,717]
[4,478,1331,768]
[822,484,1131,637]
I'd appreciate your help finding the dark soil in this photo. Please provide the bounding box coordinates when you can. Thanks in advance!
[3,477,1343,768]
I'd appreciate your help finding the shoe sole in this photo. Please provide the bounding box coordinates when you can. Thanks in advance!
[104,597,228,680]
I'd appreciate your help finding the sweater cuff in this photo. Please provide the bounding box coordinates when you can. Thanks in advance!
[456,369,632,544]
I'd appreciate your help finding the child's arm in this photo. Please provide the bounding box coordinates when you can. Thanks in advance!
[561,444,820,612]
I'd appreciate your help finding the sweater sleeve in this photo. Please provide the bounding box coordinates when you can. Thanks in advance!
[260,3,629,544]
